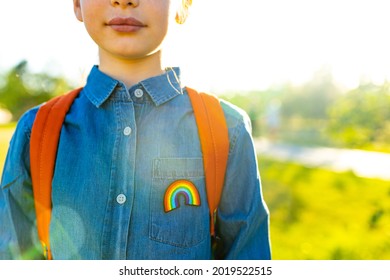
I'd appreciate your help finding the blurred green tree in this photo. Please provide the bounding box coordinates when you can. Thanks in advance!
[281,67,339,120]
[327,83,390,149]
[0,61,71,121]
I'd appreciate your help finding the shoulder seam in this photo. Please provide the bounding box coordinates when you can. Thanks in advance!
[228,120,246,155]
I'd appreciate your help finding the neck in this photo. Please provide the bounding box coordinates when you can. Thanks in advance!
[98,49,165,88]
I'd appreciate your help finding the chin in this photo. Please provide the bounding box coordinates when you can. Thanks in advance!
[115,48,162,60]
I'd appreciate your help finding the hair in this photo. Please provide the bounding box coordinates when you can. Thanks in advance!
[176,0,192,24]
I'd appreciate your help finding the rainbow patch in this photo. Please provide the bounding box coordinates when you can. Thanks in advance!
[164,180,201,212]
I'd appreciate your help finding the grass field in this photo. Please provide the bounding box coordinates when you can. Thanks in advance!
[1,125,390,259]
[259,157,390,260]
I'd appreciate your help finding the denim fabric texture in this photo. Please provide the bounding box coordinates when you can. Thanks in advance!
[0,66,271,260]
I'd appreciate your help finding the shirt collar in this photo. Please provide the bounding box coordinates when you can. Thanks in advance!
[84,65,119,108]
[139,67,183,106]
[84,65,183,108]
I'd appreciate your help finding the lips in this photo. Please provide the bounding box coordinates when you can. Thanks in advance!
[107,17,146,32]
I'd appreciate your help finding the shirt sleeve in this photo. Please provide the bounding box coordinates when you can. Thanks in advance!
[215,113,271,260]
[0,109,42,259]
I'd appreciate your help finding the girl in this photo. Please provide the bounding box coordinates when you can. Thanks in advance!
[0,0,271,259]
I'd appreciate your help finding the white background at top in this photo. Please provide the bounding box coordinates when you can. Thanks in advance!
[1,0,390,92]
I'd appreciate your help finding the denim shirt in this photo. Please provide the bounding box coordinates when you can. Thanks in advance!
[0,66,271,260]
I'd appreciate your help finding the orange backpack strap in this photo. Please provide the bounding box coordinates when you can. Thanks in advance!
[186,87,229,237]
[30,88,82,259]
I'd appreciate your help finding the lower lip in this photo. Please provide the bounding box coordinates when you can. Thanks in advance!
[109,25,144,32]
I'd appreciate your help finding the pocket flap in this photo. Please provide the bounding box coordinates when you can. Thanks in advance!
[153,158,203,179]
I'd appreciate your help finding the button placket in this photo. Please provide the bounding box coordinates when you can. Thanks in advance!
[102,100,136,259]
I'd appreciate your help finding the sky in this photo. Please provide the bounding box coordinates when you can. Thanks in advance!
[1,0,390,93]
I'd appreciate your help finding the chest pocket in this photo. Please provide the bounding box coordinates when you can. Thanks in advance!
[150,158,209,248]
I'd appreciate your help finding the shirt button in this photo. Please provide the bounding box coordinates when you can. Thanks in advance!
[123,126,132,136]
[116,194,127,204]
[134,88,144,98]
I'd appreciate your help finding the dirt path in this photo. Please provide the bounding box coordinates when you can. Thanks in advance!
[255,138,390,180]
